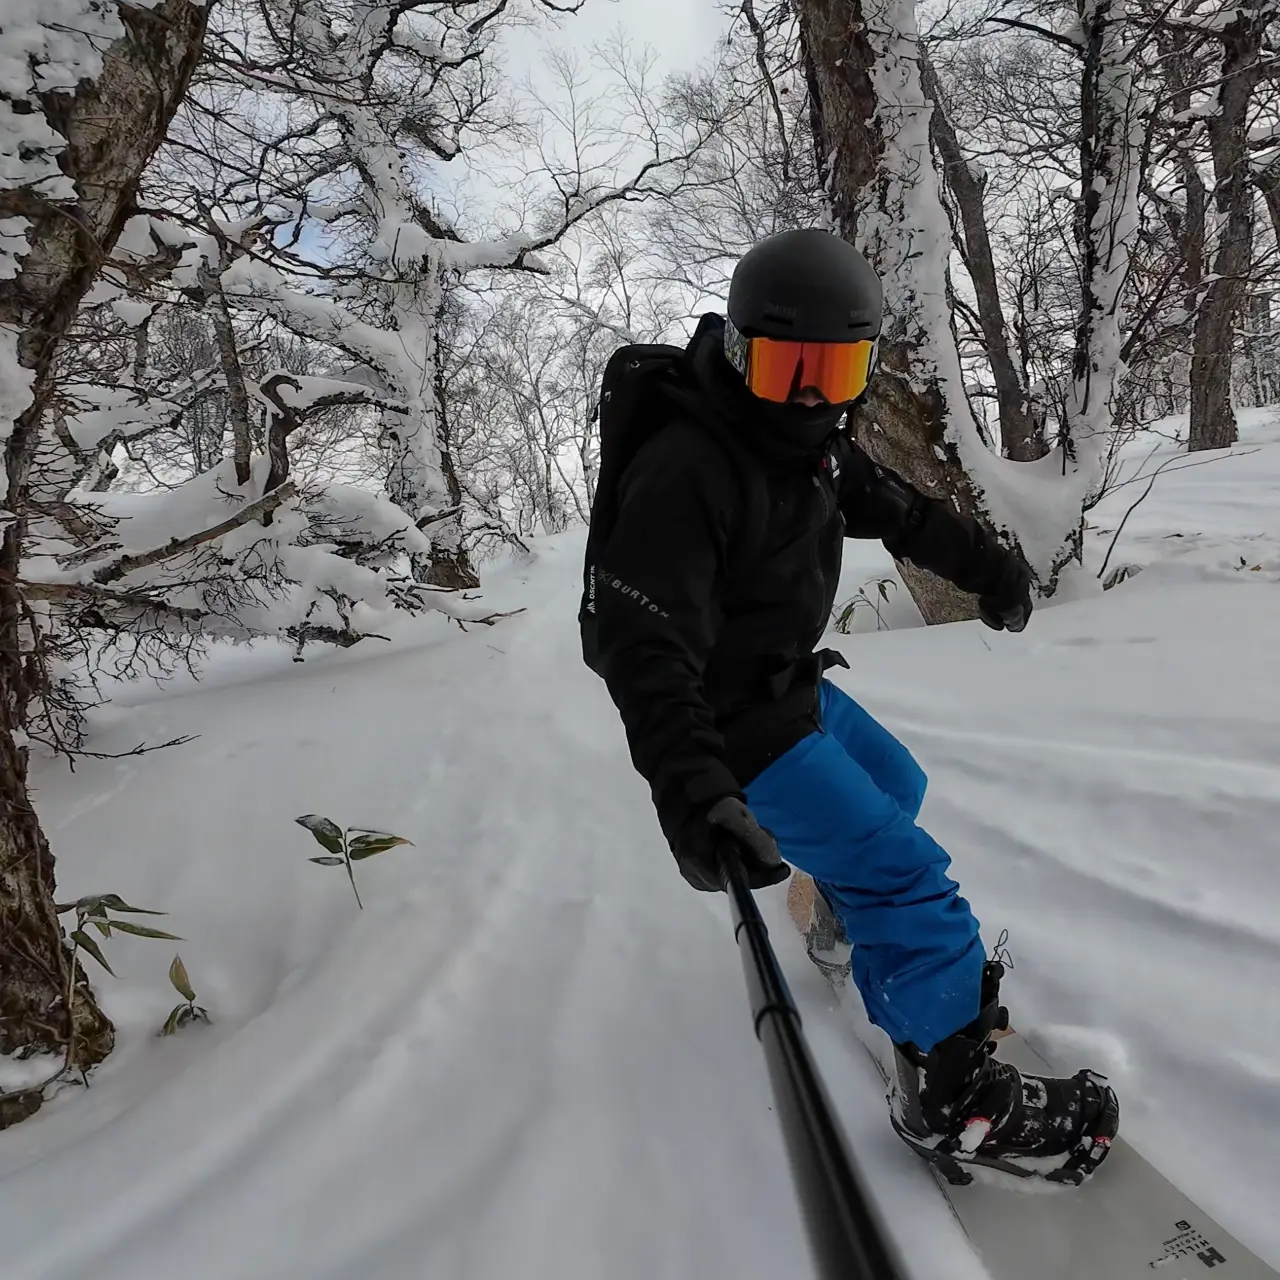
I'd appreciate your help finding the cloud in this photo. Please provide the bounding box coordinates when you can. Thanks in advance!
[504,0,729,82]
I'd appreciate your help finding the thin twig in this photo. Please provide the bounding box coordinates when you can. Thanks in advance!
[1096,448,1259,579]
[68,735,199,763]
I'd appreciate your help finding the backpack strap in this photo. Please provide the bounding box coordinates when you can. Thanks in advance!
[658,376,772,586]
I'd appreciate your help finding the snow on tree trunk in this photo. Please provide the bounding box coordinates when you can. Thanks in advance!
[798,0,1019,624]
[1188,1,1271,453]
[1053,0,1143,586]
[377,254,461,585]
[0,0,207,1129]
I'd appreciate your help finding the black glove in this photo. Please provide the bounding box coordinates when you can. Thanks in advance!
[978,556,1033,633]
[674,796,791,893]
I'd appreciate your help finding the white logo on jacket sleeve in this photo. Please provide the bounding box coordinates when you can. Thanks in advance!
[601,571,671,618]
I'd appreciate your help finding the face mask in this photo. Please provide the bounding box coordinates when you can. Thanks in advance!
[753,396,848,448]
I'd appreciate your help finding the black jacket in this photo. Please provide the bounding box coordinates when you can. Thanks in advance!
[589,316,1025,846]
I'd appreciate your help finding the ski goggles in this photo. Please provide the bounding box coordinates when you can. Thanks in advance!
[726,318,878,405]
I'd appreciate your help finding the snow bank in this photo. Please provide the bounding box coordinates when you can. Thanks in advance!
[1084,406,1280,586]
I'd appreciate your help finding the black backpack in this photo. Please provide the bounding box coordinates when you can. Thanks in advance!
[579,343,768,673]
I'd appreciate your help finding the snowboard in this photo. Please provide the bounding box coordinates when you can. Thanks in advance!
[784,874,1280,1280]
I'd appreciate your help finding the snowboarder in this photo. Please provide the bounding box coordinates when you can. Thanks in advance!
[580,228,1117,1183]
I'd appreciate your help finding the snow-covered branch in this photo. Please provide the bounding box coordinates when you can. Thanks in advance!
[84,484,298,586]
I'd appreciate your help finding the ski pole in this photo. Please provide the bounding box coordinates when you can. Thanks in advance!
[720,851,907,1280]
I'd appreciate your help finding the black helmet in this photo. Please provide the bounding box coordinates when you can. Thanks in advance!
[728,228,882,343]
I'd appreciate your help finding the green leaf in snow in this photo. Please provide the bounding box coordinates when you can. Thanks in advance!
[70,929,115,976]
[169,954,196,1002]
[296,815,344,856]
[106,920,183,941]
[348,834,413,861]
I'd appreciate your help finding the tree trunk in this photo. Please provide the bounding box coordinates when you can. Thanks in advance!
[203,265,254,486]
[797,0,1006,623]
[1152,22,1206,428]
[1188,3,1268,452]
[381,292,476,589]
[0,0,208,1129]
[1055,0,1143,588]
[1242,290,1278,408]
[0,745,114,1128]
[1255,153,1280,255]
[919,49,1042,462]
[856,353,987,621]
[426,350,480,591]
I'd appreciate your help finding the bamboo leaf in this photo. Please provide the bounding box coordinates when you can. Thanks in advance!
[106,920,183,941]
[95,893,167,916]
[309,855,345,866]
[71,929,115,976]
[296,814,344,856]
[348,834,412,861]
[169,954,196,1002]
[161,1005,185,1037]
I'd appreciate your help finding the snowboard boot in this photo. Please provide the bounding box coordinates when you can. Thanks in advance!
[889,960,1119,1187]
[795,876,852,985]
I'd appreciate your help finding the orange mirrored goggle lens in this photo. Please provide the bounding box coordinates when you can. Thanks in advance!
[745,337,876,405]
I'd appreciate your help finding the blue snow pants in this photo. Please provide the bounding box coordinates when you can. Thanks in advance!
[745,680,985,1052]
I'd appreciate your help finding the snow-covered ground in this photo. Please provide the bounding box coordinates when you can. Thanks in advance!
[1084,407,1280,583]
[2,410,1279,1279]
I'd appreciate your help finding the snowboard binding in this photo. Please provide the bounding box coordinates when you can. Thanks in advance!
[888,965,1120,1189]
[889,1049,1119,1187]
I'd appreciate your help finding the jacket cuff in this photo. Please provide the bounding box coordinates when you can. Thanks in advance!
[655,761,743,846]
